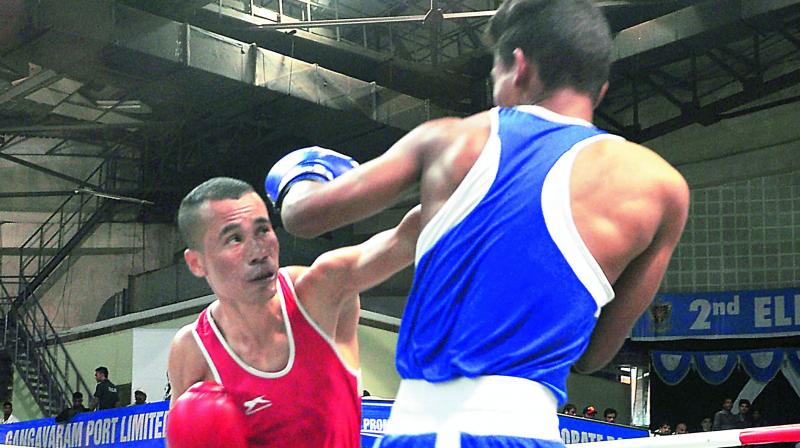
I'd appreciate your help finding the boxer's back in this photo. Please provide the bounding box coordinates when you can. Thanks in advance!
[419,106,657,288]
[398,105,623,403]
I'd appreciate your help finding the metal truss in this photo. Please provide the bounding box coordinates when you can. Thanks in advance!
[596,8,800,142]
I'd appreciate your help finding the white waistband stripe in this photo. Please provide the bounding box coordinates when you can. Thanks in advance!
[384,376,561,442]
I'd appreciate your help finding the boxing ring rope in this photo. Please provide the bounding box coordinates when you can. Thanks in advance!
[573,424,800,448]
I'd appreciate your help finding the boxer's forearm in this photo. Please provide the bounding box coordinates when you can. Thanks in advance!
[280,121,446,238]
[281,158,417,238]
[348,205,421,292]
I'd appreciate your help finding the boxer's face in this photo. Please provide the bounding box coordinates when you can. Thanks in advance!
[187,192,280,302]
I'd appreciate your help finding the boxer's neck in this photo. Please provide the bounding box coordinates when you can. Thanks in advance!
[212,293,290,367]
[532,88,595,123]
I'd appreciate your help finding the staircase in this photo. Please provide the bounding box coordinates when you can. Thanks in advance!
[0,279,91,416]
[0,148,140,416]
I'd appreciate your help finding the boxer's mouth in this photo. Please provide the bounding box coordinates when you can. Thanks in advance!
[250,271,275,282]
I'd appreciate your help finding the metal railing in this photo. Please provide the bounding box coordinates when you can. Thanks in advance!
[0,278,93,415]
[3,147,140,415]
[16,152,133,303]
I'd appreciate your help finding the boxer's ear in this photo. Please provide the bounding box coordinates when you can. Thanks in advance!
[184,248,206,278]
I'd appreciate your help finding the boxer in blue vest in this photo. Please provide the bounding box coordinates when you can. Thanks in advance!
[266,1,689,446]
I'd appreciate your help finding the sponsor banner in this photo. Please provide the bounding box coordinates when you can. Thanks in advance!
[360,399,648,446]
[633,288,800,340]
[0,402,169,448]
[0,399,648,447]
[361,399,393,447]
[556,415,648,444]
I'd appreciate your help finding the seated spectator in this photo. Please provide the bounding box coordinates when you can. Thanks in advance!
[562,404,577,416]
[700,417,713,432]
[582,405,598,419]
[603,408,617,424]
[749,408,766,427]
[712,397,738,430]
[675,422,688,434]
[654,421,671,436]
[56,392,90,423]
[737,399,751,428]
[1,402,19,424]
[133,389,147,405]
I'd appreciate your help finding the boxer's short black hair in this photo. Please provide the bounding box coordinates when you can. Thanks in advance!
[486,0,613,101]
[178,177,276,250]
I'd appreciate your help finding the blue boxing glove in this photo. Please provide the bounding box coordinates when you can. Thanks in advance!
[265,146,359,208]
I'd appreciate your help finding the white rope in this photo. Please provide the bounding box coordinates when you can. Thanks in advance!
[571,424,800,448]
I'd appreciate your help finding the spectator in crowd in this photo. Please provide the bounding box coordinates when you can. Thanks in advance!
[0,402,19,424]
[562,404,577,416]
[91,366,119,410]
[654,421,672,436]
[583,405,598,419]
[737,398,751,428]
[700,416,713,432]
[675,422,688,434]
[163,372,171,402]
[55,392,90,423]
[133,390,147,405]
[603,407,617,424]
[713,397,738,430]
[749,408,766,427]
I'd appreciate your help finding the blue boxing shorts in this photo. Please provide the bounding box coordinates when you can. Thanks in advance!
[373,376,566,448]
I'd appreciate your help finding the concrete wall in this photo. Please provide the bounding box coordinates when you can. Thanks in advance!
[1,221,182,328]
[359,325,401,398]
[661,171,800,293]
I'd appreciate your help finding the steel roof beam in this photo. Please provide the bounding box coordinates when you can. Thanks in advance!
[0,152,97,188]
[613,0,800,66]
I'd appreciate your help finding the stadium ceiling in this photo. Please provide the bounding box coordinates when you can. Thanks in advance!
[0,0,799,209]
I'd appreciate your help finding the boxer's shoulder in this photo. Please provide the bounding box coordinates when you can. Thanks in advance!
[169,324,213,397]
[573,138,687,203]
[399,113,489,157]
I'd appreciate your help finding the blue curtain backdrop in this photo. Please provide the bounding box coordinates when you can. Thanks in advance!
[651,348,800,385]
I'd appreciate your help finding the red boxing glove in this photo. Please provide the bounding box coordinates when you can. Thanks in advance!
[166,381,248,448]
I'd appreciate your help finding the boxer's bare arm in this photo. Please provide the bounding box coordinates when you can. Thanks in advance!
[290,205,421,344]
[168,324,214,407]
[281,118,460,238]
[572,144,689,373]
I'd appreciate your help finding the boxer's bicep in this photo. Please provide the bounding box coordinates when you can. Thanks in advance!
[168,326,209,408]
[574,237,675,373]
[305,205,420,297]
[574,173,688,373]
[333,293,361,369]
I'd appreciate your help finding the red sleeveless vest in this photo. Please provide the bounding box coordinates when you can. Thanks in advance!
[192,269,361,447]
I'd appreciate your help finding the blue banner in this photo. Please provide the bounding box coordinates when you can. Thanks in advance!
[0,400,648,447]
[556,415,649,444]
[0,402,168,447]
[360,399,648,446]
[633,288,800,340]
[651,348,800,385]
